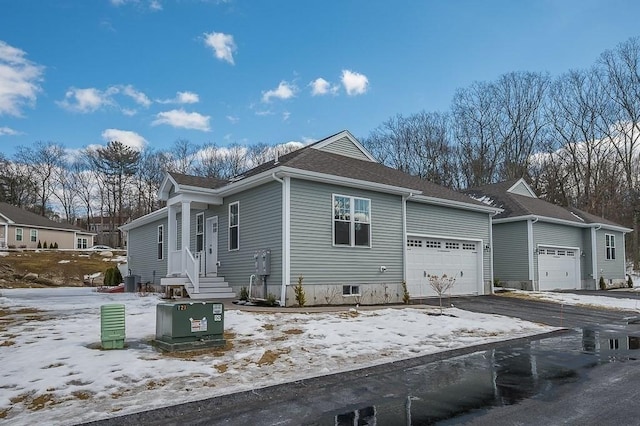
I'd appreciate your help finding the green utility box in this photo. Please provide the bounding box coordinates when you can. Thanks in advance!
[153,301,225,352]
[101,304,125,349]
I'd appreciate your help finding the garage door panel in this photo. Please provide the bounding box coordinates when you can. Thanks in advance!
[407,238,480,297]
[538,247,579,291]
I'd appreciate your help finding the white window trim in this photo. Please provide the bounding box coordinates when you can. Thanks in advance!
[342,284,361,296]
[157,225,164,260]
[77,237,88,249]
[15,228,23,242]
[196,212,204,252]
[229,201,239,251]
[30,229,38,242]
[332,194,372,248]
[605,233,616,260]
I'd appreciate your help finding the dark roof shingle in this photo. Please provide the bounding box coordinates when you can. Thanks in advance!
[0,202,88,232]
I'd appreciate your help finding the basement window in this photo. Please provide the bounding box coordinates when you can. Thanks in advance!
[342,285,360,296]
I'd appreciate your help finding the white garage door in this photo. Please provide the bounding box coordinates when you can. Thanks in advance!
[406,237,481,298]
[538,247,580,291]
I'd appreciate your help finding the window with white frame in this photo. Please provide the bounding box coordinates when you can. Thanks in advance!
[157,225,164,260]
[606,234,616,260]
[30,229,37,242]
[77,237,88,249]
[16,228,23,242]
[342,285,360,296]
[229,202,239,251]
[196,213,204,252]
[333,195,371,247]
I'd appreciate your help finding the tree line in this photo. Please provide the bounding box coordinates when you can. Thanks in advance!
[362,37,640,269]
[0,37,638,266]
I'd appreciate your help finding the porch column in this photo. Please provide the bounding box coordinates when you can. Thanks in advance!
[181,201,191,271]
[167,204,176,275]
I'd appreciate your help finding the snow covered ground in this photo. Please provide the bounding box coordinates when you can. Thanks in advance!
[1,288,561,425]
[507,289,640,312]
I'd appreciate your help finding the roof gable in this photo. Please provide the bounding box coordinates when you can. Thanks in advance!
[507,178,537,198]
[310,130,377,162]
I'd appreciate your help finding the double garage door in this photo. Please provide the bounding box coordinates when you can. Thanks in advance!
[537,247,580,291]
[406,237,482,298]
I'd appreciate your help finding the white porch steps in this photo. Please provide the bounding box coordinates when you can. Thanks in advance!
[161,276,236,300]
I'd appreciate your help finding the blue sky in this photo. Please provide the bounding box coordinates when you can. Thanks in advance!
[1,0,640,157]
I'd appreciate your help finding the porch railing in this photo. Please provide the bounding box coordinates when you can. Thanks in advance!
[184,247,200,294]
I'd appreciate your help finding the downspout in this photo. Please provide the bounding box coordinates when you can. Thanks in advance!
[528,217,539,290]
[622,232,627,278]
[272,173,290,306]
[591,225,601,288]
[489,212,496,294]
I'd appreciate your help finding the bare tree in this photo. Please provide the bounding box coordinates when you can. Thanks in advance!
[15,141,66,216]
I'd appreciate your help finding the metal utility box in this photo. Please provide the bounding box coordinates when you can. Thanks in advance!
[153,301,225,352]
[101,304,125,349]
[254,249,271,276]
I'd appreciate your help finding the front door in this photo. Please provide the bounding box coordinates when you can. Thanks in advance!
[205,216,218,275]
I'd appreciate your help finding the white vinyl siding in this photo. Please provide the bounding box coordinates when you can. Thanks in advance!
[228,202,239,251]
[605,234,616,260]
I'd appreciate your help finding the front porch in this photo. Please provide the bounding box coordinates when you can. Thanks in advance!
[161,196,235,300]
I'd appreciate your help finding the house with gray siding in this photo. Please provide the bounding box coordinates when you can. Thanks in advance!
[465,179,632,291]
[121,130,500,306]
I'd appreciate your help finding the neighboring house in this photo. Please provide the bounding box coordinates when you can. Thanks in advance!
[465,179,632,291]
[121,130,500,305]
[0,202,95,250]
[88,216,128,247]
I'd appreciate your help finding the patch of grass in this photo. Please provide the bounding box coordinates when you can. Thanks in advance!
[262,324,274,330]
[0,340,15,347]
[145,379,168,390]
[27,393,58,411]
[257,348,290,366]
[0,407,9,419]
[215,363,228,373]
[282,328,303,335]
[71,391,94,400]
[42,362,65,369]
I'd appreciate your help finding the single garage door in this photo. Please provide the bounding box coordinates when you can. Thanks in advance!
[537,247,580,291]
[406,237,481,298]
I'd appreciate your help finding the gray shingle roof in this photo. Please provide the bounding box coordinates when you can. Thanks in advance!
[0,202,89,232]
[169,172,228,189]
[464,180,625,227]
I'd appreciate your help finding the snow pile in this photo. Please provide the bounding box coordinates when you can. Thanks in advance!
[506,290,640,311]
[1,287,555,425]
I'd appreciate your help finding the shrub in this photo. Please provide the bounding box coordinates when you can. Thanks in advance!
[104,267,123,286]
[42,241,47,250]
[266,293,277,306]
[49,242,54,249]
[37,240,42,249]
[401,280,411,304]
[428,273,456,314]
[599,276,607,290]
[53,242,58,249]
[493,277,502,287]
[628,275,634,289]
[239,286,249,301]
[294,275,306,307]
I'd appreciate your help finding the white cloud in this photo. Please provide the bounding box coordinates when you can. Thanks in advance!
[152,108,211,131]
[282,111,291,121]
[226,115,239,124]
[121,84,151,107]
[57,84,151,113]
[157,91,199,104]
[57,87,113,113]
[262,81,296,102]
[149,0,162,11]
[101,128,148,151]
[341,69,369,96]
[203,32,237,65]
[0,126,22,136]
[309,77,339,96]
[0,41,44,117]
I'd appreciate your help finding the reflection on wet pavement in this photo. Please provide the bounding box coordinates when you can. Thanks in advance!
[310,326,640,425]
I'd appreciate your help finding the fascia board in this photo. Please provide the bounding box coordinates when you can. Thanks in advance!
[409,194,503,214]
[119,207,168,231]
